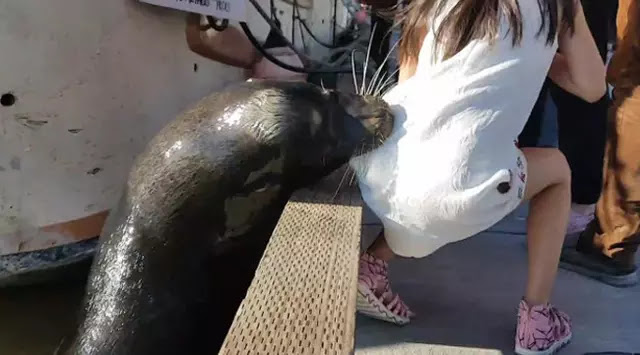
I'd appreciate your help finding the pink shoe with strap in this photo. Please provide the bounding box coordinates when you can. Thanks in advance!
[356,252,415,325]
[515,299,572,355]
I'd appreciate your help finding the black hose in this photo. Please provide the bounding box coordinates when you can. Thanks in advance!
[299,18,344,49]
[298,16,308,52]
[332,0,338,45]
[238,22,353,74]
[291,0,296,46]
[246,0,310,62]
[203,0,358,74]
[293,2,357,49]
[204,16,229,31]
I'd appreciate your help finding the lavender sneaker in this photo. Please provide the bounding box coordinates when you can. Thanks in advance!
[566,209,594,235]
[515,299,572,355]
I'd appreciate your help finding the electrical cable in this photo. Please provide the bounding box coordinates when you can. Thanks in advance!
[204,0,366,74]
[298,15,309,52]
[245,0,310,62]
[291,0,296,46]
[293,0,358,49]
[298,13,345,48]
[238,21,354,73]
[203,16,229,31]
[332,0,338,45]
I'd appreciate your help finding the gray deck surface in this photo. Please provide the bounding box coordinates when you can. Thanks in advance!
[355,204,640,355]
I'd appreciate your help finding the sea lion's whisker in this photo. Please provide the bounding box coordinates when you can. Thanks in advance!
[371,71,389,97]
[361,23,377,96]
[367,70,385,97]
[367,39,400,96]
[381,82,398,97]
[348,144,369,184]
[366,64,382,96]
[351,142,364,161]
[376,67,399,91]
[373,67,399,97]
[348,167,358,186]
[374,68,399,96]
[53,337,65,355]
[331,166,351,202]
[376,82,395,97]
[351,50,359,94]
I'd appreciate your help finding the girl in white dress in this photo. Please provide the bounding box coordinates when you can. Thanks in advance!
[351,1,606,354]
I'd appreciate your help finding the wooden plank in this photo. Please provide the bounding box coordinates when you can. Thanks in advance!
[220,168,362,355]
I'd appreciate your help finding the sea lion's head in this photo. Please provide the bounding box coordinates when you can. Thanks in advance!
[289,87,394,186]
[331,91,394,153]
[210,81,394,188]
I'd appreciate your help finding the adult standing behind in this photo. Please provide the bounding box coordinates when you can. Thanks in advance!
[551,0,616,235]
[561,0,640,287]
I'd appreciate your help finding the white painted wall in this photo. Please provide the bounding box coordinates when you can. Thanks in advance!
[0,0,346,253]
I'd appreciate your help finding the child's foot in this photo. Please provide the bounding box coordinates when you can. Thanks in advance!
[356,252,415,325]
[515,299,572,355]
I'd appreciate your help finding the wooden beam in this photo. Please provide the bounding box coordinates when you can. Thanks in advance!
[220,169,362,354]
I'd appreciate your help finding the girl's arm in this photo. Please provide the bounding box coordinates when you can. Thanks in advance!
[548,1,606,103]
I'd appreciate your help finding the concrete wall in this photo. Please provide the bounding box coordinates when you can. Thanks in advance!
[0,0,345,254]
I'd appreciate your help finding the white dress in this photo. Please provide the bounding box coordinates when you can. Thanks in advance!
[350,1,558,258]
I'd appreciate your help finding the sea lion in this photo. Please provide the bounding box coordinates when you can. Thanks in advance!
[67,80,393,355]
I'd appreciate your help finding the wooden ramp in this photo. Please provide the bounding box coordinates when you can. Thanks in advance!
[219,169,363,355]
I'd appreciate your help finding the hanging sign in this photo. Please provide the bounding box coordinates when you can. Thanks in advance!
[140,0,247,22]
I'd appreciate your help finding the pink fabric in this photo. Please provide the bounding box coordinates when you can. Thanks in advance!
[516,299,572,352]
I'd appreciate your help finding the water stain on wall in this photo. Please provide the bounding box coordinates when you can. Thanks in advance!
[14,114,49,129]
[9,157,21,171]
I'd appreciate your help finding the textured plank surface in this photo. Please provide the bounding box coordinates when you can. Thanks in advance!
[220,169,363,355]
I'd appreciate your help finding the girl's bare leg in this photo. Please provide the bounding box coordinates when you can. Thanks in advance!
[367,230,396,262]
[521,147,572,305]
[360,147,571,328]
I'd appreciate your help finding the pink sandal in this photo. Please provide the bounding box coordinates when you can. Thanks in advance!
[356,252,415,325]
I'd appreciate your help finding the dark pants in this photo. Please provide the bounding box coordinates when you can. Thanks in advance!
[551,0,615,205]
[551,91,609,205]
[519,80,549,148]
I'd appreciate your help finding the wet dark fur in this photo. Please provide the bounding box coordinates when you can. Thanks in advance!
[67,80,393,355]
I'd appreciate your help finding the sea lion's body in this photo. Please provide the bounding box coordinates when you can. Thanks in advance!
[69,80,392,355]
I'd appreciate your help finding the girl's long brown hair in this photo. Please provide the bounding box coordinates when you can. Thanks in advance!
[398,0,577,67]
